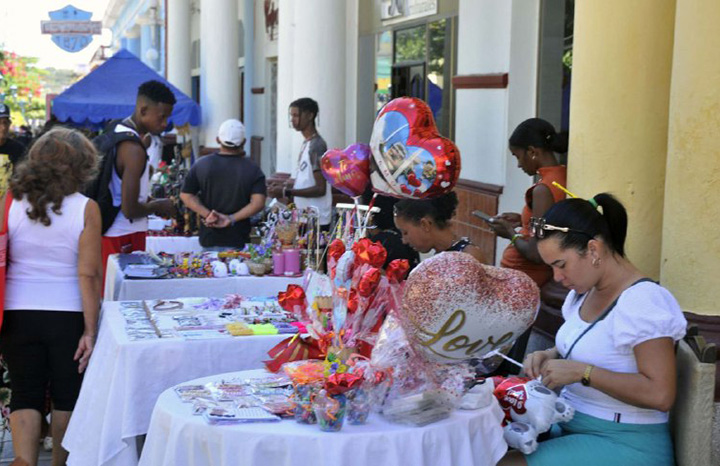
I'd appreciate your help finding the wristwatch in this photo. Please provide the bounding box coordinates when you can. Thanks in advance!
[581,365,594,386]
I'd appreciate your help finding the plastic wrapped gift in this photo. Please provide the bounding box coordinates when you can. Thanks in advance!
[313,390,347,432]
[292,382,320,424]
[347,387,371,425]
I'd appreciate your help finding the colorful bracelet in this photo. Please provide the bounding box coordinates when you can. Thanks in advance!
[510,233,523,246]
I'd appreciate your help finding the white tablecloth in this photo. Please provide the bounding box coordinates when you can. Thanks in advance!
[139,370,507,466]
[63,304,290,466]
[147,216,172,232]
[104,255,304,301]
[145,235,202,254]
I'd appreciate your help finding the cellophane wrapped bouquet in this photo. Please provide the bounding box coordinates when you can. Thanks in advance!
[267,237,411,431]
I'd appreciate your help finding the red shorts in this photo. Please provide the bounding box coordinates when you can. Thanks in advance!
[101,231,147,285]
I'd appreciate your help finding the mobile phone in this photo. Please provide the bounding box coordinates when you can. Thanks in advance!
[472,210,493,223]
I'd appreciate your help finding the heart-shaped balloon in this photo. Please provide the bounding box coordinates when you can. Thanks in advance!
[402,252,539,363]
[369,97,461,199]
[320,143,371,197]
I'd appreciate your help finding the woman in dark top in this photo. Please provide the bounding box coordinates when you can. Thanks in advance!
[392,191,484,262]
[362,190,420,270]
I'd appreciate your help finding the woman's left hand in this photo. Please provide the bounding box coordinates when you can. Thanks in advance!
[487,217,516,239]
[539,359,586,390]
[74,333,96,374]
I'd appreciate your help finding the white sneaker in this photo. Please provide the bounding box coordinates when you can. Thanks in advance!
[43,436,53,451]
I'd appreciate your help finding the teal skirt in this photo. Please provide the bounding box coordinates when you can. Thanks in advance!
[526,412,675,466]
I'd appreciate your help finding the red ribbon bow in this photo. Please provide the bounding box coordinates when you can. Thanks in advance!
[325,372,364,395]
[278,284,306,316]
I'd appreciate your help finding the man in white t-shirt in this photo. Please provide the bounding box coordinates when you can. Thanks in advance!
[269,97,332,227]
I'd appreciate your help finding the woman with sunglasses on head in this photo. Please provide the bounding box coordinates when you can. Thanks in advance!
[393,191,484,263]
[498,194,686,466]
[487,118,568,287]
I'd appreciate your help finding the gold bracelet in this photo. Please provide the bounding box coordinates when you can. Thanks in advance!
[581,364,594,386]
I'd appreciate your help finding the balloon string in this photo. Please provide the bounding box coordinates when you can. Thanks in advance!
[482,348,524,370]
[352,197,362,240]
[360,193,377,238]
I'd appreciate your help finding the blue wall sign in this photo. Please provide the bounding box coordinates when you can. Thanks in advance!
[42,5,101,53]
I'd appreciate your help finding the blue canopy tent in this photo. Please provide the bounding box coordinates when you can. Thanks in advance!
[52,49,201,129]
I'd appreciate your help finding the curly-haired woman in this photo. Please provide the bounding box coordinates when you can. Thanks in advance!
[0,127,102,465]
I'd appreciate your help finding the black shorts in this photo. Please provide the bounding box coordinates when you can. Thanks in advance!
[0,310,85,413]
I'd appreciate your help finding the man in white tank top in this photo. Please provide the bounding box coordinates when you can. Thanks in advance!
[101,81,177,270]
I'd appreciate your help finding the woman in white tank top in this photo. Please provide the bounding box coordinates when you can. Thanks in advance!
[0,128,102,466]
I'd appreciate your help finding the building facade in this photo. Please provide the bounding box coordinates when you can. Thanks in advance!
[103,0,719,360]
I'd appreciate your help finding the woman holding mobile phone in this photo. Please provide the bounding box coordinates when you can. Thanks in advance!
[488,118,568,287]
[484,118,568,373]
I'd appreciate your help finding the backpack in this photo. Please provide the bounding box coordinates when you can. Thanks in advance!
[85,120,144,234]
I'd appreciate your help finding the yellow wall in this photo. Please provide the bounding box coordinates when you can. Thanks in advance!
[567,0,676,279]
[661,0,720,316]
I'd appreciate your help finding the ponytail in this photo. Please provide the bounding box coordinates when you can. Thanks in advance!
[509,118,568,154]
[540,193,628,257]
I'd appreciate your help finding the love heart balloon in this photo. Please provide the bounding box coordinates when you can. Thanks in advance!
[402,252,539,363]
[369,97,461,199]
[320,143,371,198]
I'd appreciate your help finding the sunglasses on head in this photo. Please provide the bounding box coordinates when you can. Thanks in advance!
[529,217,594,240]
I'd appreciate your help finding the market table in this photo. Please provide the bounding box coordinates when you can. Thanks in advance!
[138,369,508,466]
[104,254,304,301]
[63,303,291,466]
[145,235,202,254]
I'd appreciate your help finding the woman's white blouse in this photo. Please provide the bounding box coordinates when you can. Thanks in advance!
[555,281,686,424]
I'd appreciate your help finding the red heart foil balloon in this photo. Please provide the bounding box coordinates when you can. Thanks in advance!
[320,143,371,198]
[402,252,539,363]
[369,97,461,199]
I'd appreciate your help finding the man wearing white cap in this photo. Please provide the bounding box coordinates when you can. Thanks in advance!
[180,119,267,250]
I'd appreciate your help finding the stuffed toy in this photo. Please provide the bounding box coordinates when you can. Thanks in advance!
[491,377,575,454]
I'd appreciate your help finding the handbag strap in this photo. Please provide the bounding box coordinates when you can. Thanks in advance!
[562,277,655,360]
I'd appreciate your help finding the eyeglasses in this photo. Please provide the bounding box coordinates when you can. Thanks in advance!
[529,217,594,239]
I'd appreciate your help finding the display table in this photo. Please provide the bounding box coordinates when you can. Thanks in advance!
[63,304,290,466]
[145,235,202,254]
[139,370,507,466]
[147,216,172,232]
[104,254,304,301]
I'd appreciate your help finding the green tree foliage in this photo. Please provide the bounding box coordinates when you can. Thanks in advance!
[0,49,48,123]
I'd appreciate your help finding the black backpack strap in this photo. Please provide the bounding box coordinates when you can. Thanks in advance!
[90,124,145,235]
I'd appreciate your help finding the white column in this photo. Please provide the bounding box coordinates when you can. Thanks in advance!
[140,23,151,65]
[124,26,142,58]
[276,0,347,173]
[166,0,191,95]
[455,0,540,265]
[242,0,255,153]
[200,0,240,147]
[276,0,295,173]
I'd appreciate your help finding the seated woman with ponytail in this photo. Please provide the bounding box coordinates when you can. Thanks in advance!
[499,193,686,466]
